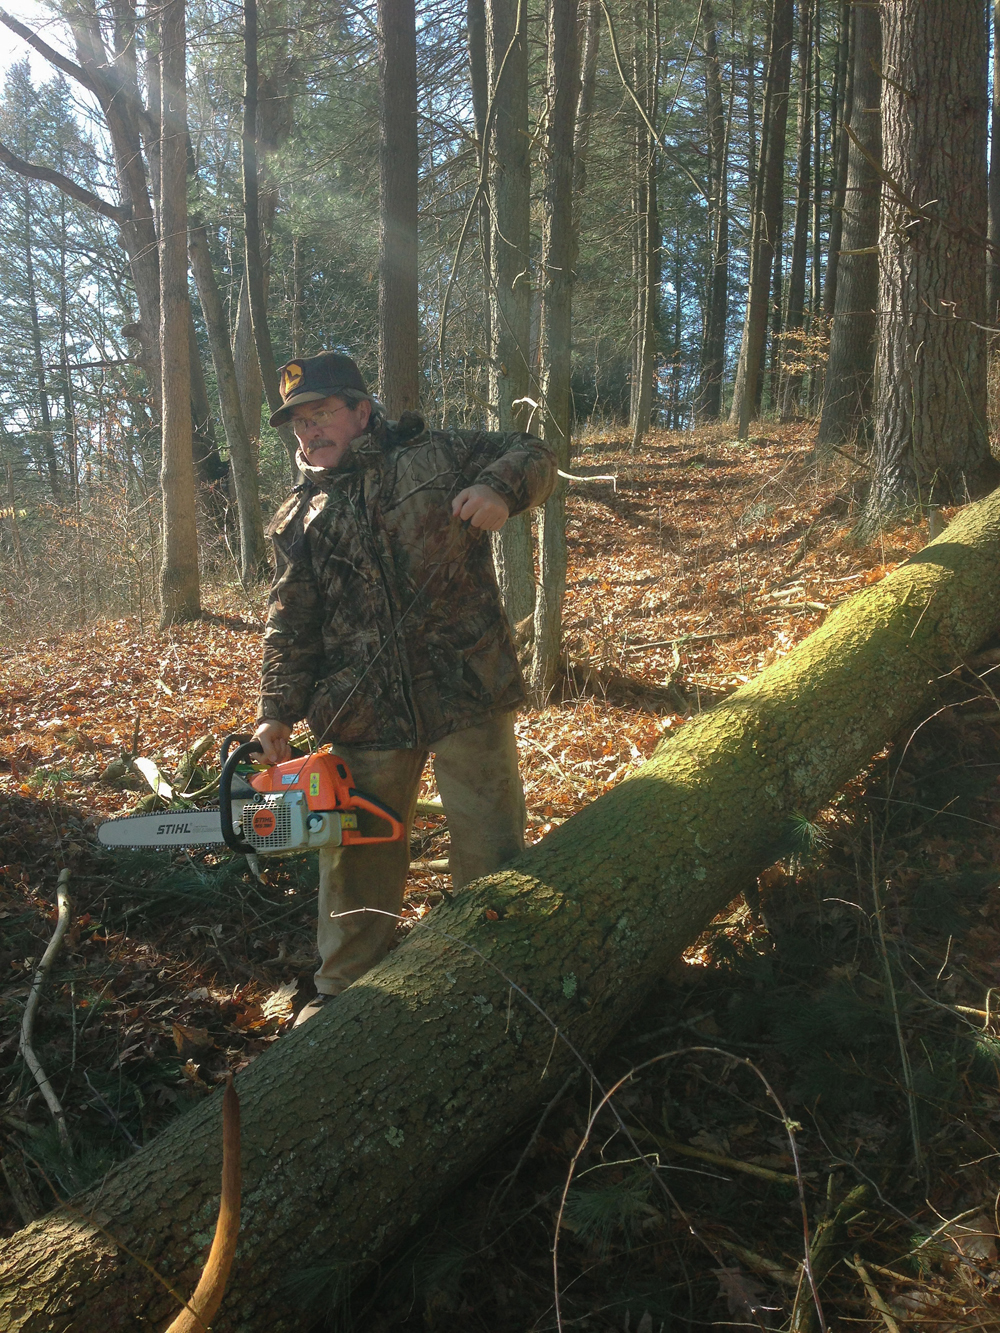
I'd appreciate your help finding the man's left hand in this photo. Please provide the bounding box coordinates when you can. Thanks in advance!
[451,484,510,531]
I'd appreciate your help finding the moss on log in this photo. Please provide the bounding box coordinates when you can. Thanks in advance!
[3,491,1000,1330]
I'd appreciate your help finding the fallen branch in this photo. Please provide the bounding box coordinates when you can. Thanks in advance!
[165,1076,241,1333]
[846,1256,902,1333]
[721,1238,799,1287]
[638,1129,805,1186]
[791,1184,871,1332]
[558,468,618,491]
[19,868,72,1151]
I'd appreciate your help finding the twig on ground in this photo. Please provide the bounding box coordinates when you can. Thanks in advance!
[636,1129,805,1186]
[721,1238,799,1287]
[790,1183,870,1332]
[862,1259,967,1306]
[19,867,73,1150]
[870,830,924,1179]
[846,1256,902,1333]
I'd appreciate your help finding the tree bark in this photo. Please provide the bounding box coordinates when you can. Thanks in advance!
[486,0,535,626]
[157,0,200,627]
[189,221,269,582]
[817,0,879,451]
[573,0,601,208]
[729,0,794,439]
[69,2,163,415]
[695,3,730,423]
[467,0,492,412]
[187,310,228,498]
[242,0,297,477]
[821,0,852,320]
[779,0,812,418]
[21,179,60,499]
[989,2,1000,326]
[7,478,1000,1330]
[869,0,999,516]
[530,0,582,704]
[378,0,420,416]
[629,0,660,449]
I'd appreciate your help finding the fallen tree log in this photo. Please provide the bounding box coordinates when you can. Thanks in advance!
[3,491,1000,1330]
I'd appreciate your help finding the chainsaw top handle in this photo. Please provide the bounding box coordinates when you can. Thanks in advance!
[219,737,263,854]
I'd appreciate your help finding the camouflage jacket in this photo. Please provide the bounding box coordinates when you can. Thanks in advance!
[257,411,556,749]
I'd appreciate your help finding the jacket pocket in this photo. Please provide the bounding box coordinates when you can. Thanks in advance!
[311,664,384,746]
[461,625,520,706]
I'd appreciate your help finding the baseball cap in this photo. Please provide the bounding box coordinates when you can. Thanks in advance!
[270,352,369,427]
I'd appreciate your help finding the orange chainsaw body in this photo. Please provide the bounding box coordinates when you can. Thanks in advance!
[241,752,405,851]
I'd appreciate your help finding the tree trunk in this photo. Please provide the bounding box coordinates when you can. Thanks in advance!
[808,6,823,348]
[766,201,784,413]
[869,0,998,517]
[378,0,420,416]
[157,0,200,626]
[573,0,600,208]
[467,0,491,413]
[8,480,1000,1331]
[233,277,265,447]
[21,181,60,500]
[821,0,852,320]
[187,308,228,498]
[68,4,162,414]
[530,0,582,704]
[817,0,879,451]
[989,2,1000,326]
[486,0,535,626]
[629,0,660,450]
[779,0,812,418]
[189,221,269,582]
[695,4,730,423]
[729,0,794,439]
[242,0,297,477]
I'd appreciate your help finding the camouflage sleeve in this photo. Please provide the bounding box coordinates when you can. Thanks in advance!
[256,500,325,727]
[456,431,557,516]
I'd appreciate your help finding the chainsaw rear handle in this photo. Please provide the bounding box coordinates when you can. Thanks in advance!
[344,789,407,845]
[219,738,262,854]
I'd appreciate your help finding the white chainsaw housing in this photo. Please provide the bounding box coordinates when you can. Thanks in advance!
[239,790,358,855]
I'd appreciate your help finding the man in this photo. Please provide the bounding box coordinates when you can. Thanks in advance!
[253,351,556,1024]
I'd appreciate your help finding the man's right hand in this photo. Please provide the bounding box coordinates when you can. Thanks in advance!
[253,720,293,765]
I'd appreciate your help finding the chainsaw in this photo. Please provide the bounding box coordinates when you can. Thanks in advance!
[97,735,406,856]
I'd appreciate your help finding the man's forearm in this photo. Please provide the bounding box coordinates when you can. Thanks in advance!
[474,433,557,516]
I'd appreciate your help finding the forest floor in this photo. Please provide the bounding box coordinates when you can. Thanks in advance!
[4,420,1000,1331]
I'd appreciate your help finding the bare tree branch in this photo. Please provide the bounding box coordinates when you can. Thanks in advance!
[0,139,127,223]
[0,6,96,91]
[0,5,157,140]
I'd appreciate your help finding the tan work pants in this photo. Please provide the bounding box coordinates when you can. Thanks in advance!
[314,711,526,995]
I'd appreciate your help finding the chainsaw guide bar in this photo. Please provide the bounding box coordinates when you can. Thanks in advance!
[96,805,248,849]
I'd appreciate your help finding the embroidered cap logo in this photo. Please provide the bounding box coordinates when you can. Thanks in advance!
[281,363,304,398]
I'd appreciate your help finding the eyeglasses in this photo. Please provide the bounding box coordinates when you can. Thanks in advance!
[291,405,350,437]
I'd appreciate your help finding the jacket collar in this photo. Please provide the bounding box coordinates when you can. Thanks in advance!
[295,411,428,486]
[296,434,383,487]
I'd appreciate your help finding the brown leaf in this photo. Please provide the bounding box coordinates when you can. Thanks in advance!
[172,1022,213,1057]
